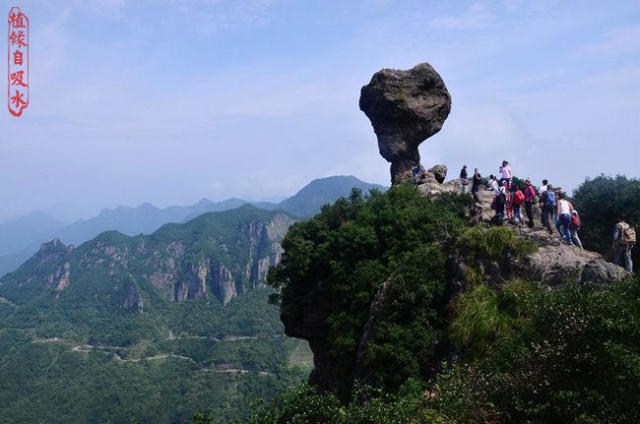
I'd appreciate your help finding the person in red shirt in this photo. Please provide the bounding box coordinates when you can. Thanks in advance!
[512,186,524,224]
[570,210,583,249]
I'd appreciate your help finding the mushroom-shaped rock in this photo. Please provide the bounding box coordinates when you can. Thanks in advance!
[359,63,451,185]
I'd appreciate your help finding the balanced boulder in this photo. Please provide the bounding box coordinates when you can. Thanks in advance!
[359,63,451,184]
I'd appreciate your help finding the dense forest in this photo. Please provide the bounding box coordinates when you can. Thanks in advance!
[0,289,312,423]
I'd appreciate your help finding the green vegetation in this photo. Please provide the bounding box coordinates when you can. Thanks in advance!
[254,182,638,424]
[227,278,640,424]
[0,206,310,423]
[268,186,468,399]
[573,175,640,272]
[457,226,537,262]
[0,289,309,424]
[2,175,637,423]
[449,280,532,358]
[428,276,640,423]
[244,383,450,424]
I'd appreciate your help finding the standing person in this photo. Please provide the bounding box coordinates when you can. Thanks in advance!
[539,179,549,226]
[524,178,536,228]
[513,186,524,224]
[553,188,562,228]
[539,179,549,195]
[540,184,555,234]
[613,220,636,273]
[505,189,514,221]
[499,160,512,188]
[555,192,573,245]
[460,165,469,194]
[411,162,424,184]
[471,168,482,202]
[493,181,507,225]
[489,175,499,194]
[570,210,583,249]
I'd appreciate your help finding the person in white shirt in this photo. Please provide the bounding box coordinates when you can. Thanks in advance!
[489,174,500,195]
[556,192,574,245]
[539,179,548,195]
[499,160,512,187]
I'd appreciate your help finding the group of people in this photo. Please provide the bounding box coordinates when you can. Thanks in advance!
[458,161,635,273]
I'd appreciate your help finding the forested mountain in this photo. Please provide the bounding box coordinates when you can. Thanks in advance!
[0,176,385,277]
[277,176,385,218]
[0,205,312,423]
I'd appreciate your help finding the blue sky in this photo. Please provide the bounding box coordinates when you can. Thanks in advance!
[2,0,639,222]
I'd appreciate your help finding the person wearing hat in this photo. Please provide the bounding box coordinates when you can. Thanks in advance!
[523,178,536,228]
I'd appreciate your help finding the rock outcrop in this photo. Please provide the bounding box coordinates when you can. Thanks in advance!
[122,280,144,313]
[512,225,627,286]
[359,63,452,185]
[424,177,630,286]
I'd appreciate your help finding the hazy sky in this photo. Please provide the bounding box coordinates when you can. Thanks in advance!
[2,0,639,223]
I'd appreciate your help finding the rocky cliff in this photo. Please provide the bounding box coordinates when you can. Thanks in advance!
[0,205,295,309]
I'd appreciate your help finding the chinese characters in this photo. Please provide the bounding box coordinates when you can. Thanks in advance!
[8,7,29,116]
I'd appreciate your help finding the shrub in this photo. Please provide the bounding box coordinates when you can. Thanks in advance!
[456,226,537,262]
[430,276,640,423]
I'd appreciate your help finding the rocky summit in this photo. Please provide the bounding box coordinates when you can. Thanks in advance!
[359,63,451,185]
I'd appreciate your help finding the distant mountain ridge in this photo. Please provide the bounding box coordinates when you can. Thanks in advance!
[0,212,65,256]
[0,175,386,277]
[0,205,294,308]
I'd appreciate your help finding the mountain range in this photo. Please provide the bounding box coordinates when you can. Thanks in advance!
[0,206,305,423]
[0,176,385,277]
[0,176,384,422]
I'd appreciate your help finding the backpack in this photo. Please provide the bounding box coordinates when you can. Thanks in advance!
[514,190,524,206]
[571,213,581,229]
[545,191,556,207]
[619,222,636,246]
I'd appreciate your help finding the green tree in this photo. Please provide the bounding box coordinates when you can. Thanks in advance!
[268,186,468,399]
[572,175,640,271]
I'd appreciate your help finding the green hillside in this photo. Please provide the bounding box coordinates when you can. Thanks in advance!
[0,205,310,423]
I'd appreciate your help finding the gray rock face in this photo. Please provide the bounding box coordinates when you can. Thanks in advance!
[359,63,452,184]
[512,226,629,286]
[122,281,144,313]
[428,164,448,184]
[211,263,236,305]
